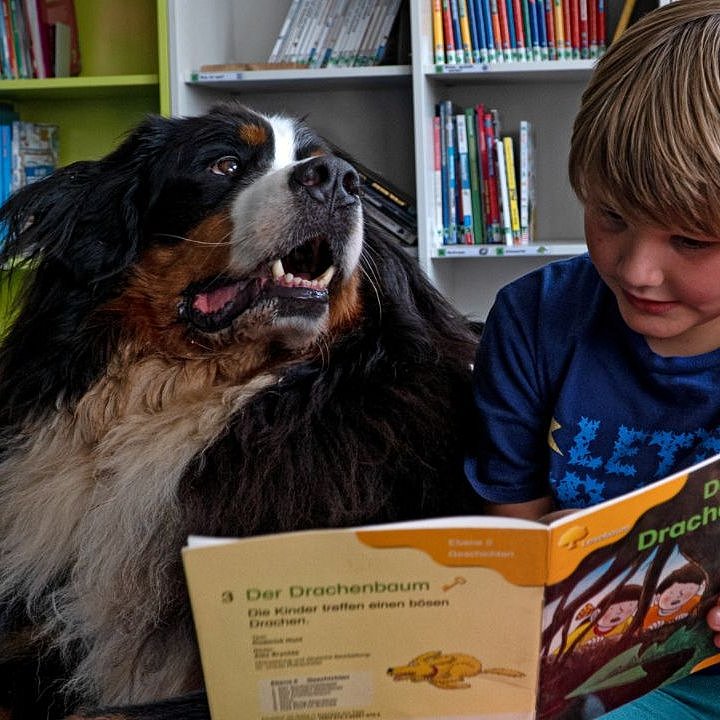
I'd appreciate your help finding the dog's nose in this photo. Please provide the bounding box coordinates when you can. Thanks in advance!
[292,155,360,206]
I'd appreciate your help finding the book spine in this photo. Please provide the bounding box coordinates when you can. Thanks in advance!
[442,100,458,244]
[371,0,402,64]
[2,0,17,77]
[480,0,497,62]
[448,0,466,62]
[535,0,549,60]
[319,0,349,66]
[587,0,597,57]
[328,0,361,65]
[526,0,540,59]
[455,112,474,244]
[544,0,556,59]
[432,0,446,63]
[511,0,527,60]
[280,0,312,63]
[268,0,302,62]
[519,120,530,244]
[438,103,450,243]
[561,0,572,58]
[361,201,417,246]
[597,0,606,53]
[495,0,512,61]
[503,136,521,245]
[441,0,457,63]
[465,108,484,244]
[465,0,481,63]
[579,0,589,57]
[305,0,334,67]
[569,0,580,57]
[432,112,444,245]
[494,138,512,246]
[482,110,501,243]
[353,0,382,66]
[457,0,474,63]
[504,0,518,61]
[553,0,565,59]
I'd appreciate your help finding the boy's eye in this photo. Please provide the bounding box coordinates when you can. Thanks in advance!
[596,206,627,229]
[672,235,715,251]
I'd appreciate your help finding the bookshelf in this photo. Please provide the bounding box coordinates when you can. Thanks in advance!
[0,0,168,166]
[167,1,630,319]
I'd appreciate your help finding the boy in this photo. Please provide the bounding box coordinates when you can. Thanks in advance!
[465,1,720,717]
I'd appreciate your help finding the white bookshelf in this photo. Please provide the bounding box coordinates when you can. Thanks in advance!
[165,0,622,320]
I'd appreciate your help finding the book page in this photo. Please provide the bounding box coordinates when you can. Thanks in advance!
[538,452,720,717]
[184,522,549,720]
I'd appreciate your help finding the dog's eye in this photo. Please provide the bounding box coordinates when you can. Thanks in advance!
[210,156,240,176]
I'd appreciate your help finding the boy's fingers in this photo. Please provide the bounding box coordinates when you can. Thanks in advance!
[706,605,720,631]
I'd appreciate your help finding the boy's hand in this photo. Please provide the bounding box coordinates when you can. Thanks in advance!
[706,600,720,648]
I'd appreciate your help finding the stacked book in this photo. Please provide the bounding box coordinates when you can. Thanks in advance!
[435,101,534,246]
[267,0,404,67]
[432,0,607,65]
[331,142,417,249]
[0,104,58,207]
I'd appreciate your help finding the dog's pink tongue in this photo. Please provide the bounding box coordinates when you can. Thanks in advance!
[193,284,239,314]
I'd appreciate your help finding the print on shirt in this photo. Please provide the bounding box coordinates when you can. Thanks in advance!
[548,416,720,508]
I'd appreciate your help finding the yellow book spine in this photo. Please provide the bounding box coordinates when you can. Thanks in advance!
[503,136,521,245]
[433,0,446,64]
[553,0,566,58]
[458,0,474,63]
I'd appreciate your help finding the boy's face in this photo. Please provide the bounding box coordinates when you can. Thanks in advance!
[585,202,720,356]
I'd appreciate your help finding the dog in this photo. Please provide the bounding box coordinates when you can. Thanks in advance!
[0,101,483,719]
[387,651,524,689]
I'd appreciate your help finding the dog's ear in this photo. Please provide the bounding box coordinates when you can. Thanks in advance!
[0,115,167,282]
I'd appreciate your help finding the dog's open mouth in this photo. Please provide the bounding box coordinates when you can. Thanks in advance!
[179,237,336,332]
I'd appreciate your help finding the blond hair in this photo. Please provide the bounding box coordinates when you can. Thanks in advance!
[569,0,720,236]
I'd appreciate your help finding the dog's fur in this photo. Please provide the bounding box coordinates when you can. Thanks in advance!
[0,102,482,719]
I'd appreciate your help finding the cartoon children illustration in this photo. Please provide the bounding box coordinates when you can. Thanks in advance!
[559,585,642,653]
[643,565,707,632]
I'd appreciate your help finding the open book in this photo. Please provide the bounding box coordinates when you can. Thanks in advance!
[182,452,720,720]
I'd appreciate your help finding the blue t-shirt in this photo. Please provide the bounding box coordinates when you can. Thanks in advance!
[466,254,720,509]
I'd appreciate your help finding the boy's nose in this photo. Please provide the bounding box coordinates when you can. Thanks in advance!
[616,234,665,288]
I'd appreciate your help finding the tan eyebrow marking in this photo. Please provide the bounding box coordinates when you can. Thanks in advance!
[238,123,268,146]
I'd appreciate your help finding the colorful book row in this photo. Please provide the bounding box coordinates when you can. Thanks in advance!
[267,0,403,68]
[434,100,535,246]
[432,0,607,64]
[1,0,80,80]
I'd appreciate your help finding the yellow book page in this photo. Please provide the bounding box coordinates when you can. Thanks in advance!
[184,525,547,720]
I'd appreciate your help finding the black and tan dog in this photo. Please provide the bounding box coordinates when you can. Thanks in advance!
[0,102,482,719]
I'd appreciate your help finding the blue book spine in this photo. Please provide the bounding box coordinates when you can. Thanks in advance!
[466,0,481,63]
[527,0,541,59]
[471,0,489,62]
[480,0,496,62]
[535,0,549,60]
[505,0,518,59]
[448,0,466,63]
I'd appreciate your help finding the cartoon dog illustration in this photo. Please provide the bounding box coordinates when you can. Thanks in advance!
[387,651,524,689]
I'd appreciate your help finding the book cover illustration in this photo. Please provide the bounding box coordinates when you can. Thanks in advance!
[183,452,720,720]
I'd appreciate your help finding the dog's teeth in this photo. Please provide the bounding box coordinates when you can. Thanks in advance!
[315,265,336,287]
[271,259,285,279]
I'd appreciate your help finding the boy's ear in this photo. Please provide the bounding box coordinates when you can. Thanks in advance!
[0,157,146,282]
